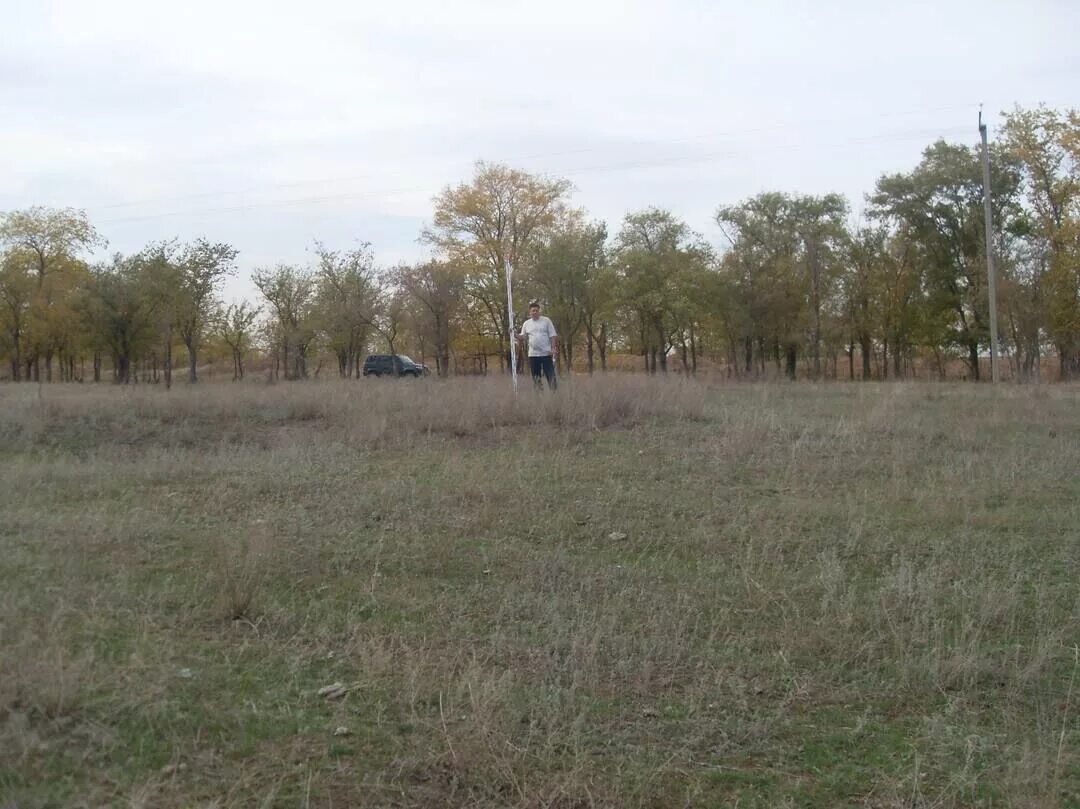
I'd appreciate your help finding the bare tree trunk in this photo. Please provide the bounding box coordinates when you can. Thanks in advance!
[860,335,872,380]
[187,340,198,383]
[1056,340,1079,379]
[785,344,797,381]
[689,323,698,375]
[929,346,945,380]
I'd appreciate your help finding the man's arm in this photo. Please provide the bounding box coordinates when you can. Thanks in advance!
[549,320,558,357]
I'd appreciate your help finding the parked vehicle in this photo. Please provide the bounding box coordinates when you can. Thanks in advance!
[362,354,429,377]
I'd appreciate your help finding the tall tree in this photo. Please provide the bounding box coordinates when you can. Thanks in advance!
[174,240,238,383]
[1002,106,1080,378]
[614,209,712,374]
[396,260,464,377]
[841,227,927,379]
[870,141,1022,380]
[424,162,572,371]
[716,193,846,379]
[374,285,407,355]
[0,207,102,381]
[215,301,261,381]
[81,254,159,384]
[789,195,849,378]
[313,242,379,378]
[0,207,101,286]
[140,241,183,389]
[0,249,35,381]
[253,265,316,380]
[531,217,607,373]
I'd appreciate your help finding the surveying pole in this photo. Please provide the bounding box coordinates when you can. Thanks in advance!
[505,257,518,391]
[979,109,1001,384]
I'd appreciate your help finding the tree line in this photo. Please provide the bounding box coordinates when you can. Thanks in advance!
[2,106,1078,384]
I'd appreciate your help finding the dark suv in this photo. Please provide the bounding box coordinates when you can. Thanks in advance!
[362,354,428,378]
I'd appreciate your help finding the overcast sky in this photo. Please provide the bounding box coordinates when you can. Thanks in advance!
[3,0,1078,301]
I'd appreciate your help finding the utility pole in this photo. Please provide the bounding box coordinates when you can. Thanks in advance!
[979,108,1001,384]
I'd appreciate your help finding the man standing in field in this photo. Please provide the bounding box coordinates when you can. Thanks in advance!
[518,300,558,390]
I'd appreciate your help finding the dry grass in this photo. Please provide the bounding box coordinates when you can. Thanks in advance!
[0,377,1078,807]
[0,374,706,455]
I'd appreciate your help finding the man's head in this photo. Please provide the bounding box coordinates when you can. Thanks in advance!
[528,300,541,319]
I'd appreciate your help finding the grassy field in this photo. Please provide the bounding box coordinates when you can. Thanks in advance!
[1,378,1078,808]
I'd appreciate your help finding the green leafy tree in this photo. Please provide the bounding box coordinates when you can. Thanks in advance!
[253,265,316,380]
[717,192,847,379]
[215,301,261,381]
[0,248,36,380]
[531,217,607,373]
[870,141,1022,380]
[312,242,379,378]
[396,260,465,377]
[175,240,238,383]
[80,254,160,384]
[613,208,712,374]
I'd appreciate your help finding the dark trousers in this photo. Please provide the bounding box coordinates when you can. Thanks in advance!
[528,355,557,390]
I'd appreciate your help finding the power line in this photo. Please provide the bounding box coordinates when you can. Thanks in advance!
[89,103,974,213]
[95,123,972,226]
[554,125,972,178]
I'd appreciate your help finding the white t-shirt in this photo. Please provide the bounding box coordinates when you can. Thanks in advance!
[521,316,557,357]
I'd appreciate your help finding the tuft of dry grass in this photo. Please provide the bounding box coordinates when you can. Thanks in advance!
[0,377,1077,807]
[213,524,278,622]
